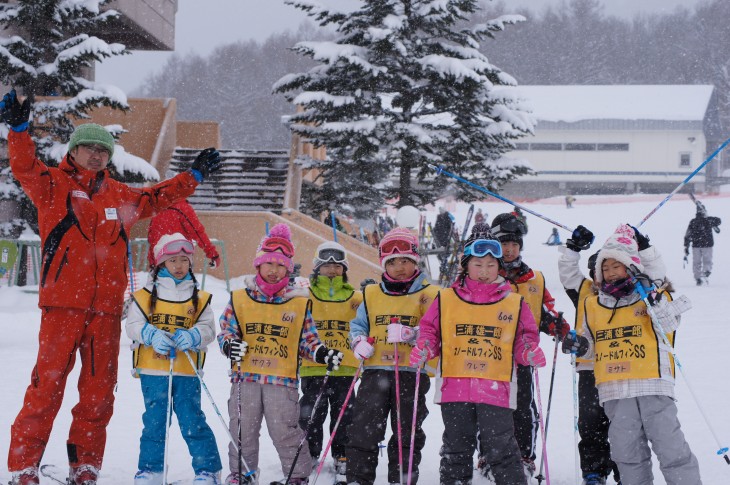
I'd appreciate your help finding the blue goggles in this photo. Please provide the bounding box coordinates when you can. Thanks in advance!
[463,239,503,259]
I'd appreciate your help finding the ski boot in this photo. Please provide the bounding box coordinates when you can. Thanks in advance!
[334,457,347,485]
[8,467,39,485]
[133,470,163,485]
[582,473,606,485]
[68,465,99,485]
[194,471,222,484]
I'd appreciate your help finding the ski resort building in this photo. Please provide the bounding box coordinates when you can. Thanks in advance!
[500,85,725,198]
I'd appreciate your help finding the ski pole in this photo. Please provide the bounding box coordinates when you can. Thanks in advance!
[284,369,332,485]
[331,211,338,242]
[534,364,551,485]
[428,164,574,232]
[571,352,580,485]
[237,362,243,484]
[181,351,256,476]
[536,337,560,485]
[407,341,428,485]
[312,360,366,485]
[394,341,404,485]
[629,271,730,465]
[636,136,730,227]
[162,353,175,485]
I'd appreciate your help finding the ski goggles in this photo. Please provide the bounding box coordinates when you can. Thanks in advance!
[463,239,503,259]
[158,239,194,257]
[317,248,346,264]
[379,238,417,258]
[261,237,294,258]
[491,218,526,236]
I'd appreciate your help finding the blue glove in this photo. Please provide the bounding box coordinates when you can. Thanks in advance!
[173,328,201,352]
[1,89,32,132]
[141,323,175,355]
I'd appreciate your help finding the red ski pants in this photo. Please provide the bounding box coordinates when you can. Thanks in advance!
[8,307,121,471]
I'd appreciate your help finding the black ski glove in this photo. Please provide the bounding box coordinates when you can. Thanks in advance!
[629,225,651,251]
[539,311,570,340]
[1,90,32,132]
[223,338,248,363]
[190,147,222,180]
[315,346,344,371]
[562,332,589,357]
[565,225,594,252]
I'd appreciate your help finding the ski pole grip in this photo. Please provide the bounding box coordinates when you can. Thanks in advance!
[717,447,730,464]
[568,330,577,355]
[367,337,375,345]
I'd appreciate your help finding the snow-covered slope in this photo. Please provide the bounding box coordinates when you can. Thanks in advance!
[1,194,728,484]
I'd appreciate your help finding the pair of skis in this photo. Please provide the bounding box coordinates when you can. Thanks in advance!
[439,204,474,286]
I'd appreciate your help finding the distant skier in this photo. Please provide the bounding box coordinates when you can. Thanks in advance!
[683,203,721,285]
[544,227,561,246]
[473,208,487,226]
[433,207,456,278]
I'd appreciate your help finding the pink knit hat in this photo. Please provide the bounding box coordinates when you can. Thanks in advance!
[378,227,420,270]
[254,223,295,273]
[595,224,644,283]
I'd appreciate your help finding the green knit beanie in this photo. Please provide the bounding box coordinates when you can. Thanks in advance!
[68,123,115,158]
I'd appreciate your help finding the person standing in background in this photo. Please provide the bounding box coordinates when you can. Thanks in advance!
[684,203,721,285]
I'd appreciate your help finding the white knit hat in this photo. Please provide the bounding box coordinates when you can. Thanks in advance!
[595,224,644,283]
[153,233,194,267]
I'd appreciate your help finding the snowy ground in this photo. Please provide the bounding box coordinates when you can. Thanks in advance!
[1,193,729,484]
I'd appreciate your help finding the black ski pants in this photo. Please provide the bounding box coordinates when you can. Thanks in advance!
[345,369,430,485]
[299,375,355,461]
[513,364,539,462]
[441,402,526,485]
[578,370,620,481]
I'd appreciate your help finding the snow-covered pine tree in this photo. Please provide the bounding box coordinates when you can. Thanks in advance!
[275,0,534,218]
[0,0,145,236]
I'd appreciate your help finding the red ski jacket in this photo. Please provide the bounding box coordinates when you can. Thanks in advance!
[147,200,218,266]
[9,130,198,315]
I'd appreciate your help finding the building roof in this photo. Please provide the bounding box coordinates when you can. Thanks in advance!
[511,85,714,123]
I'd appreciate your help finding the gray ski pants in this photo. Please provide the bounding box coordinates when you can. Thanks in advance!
[603,396,701,485]
[691,247,713,280]
[227,381,312,480]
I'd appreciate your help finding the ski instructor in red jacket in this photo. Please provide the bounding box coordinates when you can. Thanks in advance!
[1,90,222,485]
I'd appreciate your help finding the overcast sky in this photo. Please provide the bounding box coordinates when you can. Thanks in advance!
[96,0,701,94]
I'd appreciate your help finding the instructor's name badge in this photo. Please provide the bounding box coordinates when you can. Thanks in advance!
[105,208,118,220]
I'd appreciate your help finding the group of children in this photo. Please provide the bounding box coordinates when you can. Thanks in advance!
[126,210,701,485]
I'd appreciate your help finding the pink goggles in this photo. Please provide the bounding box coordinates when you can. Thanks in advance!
[157,239,194,259]
[379,238,417,258]
[261,237,294,258]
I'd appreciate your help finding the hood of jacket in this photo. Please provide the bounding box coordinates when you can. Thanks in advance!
[144,272,197,301]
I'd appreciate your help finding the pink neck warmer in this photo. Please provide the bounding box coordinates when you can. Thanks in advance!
[456,275,501,303]
[256,272,289,298]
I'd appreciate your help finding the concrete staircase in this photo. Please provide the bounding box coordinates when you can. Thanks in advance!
[168,148,290,212]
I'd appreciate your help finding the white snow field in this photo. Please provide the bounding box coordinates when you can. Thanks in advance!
[1,193,729,484]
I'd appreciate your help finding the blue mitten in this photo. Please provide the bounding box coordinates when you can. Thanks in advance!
[141,323,175,355]
[173,328,201,352]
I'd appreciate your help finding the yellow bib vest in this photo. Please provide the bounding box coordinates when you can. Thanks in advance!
[575,278,595,365]
[231,289,310,379]
[131,288,212,376]
[439,289,522,381]
[510,271,545,329]
[301,290,363,369]
[363,283,440,369]
[585,293,675,384]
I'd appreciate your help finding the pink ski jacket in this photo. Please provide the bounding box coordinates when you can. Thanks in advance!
[417,276,540,409]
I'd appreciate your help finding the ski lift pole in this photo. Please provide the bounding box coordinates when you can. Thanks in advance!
[636,136,730,228]
[127,242,135,293]
[331,211,338,242]
[630,270,730,465]
[428,164,574,232]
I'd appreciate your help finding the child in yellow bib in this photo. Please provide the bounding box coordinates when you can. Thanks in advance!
[216,224,342,485]
[298,241,362,481]
[412,224,544,485]
[345,228,439,485]
[125,233,221,484]
[564,224,700,485]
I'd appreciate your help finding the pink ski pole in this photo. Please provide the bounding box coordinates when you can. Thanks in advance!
[534,365,551,485]
[407,341,428,485]
[312,360,365,485]
[394,341,404,485]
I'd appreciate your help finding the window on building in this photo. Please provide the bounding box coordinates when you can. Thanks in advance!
[530,143,562,151]
[564,143,597,151]
[679,153,691,168]
[597,143,629,151]
[514,143,529,151]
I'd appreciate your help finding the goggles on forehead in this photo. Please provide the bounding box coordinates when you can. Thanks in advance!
[317,248,346,264]
[261,237,294,258]
[464,239,503,259]
[159,239,194,257]
[492,218,526,236]
[379,238,417,258]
